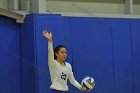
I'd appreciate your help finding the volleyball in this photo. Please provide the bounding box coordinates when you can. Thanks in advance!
[81,76,95,91]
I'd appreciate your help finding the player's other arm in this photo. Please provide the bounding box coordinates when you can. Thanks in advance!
[68,64,86,91]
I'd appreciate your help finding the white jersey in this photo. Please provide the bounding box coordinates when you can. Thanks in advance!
[48,42,82,91]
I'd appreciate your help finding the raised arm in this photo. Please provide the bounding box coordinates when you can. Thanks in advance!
[42,30,55,68]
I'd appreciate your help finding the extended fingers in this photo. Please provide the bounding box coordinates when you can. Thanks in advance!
[42,30,48,34]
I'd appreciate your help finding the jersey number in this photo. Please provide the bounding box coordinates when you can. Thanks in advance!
[61,72,67,81]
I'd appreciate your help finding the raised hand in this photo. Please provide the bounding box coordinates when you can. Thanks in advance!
[80,86,87,91]
[42,30,52,43]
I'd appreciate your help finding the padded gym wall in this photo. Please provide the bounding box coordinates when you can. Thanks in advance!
[20,14,37,93]
[131,19,140,93]
[64,17,114,93]
[0,16,21,93]
[20,14,66,93]
[21,14,140,93]
[1,14,140,93]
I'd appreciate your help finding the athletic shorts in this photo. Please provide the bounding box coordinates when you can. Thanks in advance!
[48,89,68,93]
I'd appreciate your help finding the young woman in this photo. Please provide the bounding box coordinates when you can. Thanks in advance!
[42,31,86,93]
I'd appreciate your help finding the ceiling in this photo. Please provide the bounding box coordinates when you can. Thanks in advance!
[48,0,140,4]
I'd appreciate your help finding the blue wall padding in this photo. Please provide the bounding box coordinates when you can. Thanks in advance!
[0,16,21,93]
[111,19,133,93]
[0,14,140,93]
[0,16,7,93]
[64,18,114,93]
[131,19,140,93]
[20,14,67,93]
[35,14,66,93]
[20,15,37,93]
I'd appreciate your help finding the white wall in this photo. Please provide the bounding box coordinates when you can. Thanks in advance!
[0,0,7,9]
[46,1,124,14]
[0,0,4,8]
[134,4,140,15]
[0,0,140,15]
[46,1,140,15]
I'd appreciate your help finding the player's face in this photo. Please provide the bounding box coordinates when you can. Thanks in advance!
[57,48,67,61]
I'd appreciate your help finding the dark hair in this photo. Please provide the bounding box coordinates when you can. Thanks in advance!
[54,45,66,59]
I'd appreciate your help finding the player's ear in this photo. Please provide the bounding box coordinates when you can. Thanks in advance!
[55,53,58,57]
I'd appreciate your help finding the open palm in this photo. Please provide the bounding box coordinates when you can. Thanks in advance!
[42,30,52,43]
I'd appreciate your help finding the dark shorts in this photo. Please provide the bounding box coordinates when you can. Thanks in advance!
[48,89,68,93]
